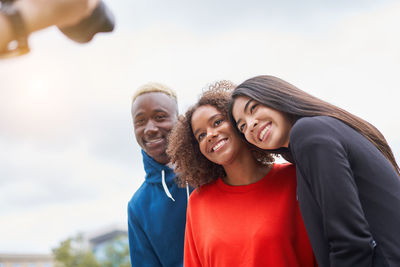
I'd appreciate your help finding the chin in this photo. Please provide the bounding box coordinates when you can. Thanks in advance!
[217,155,235,166]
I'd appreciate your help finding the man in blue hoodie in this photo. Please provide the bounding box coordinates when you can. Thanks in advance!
[128,82,190,267]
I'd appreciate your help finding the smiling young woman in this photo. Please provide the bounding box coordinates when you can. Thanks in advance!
[167,81,316,267]
[230,75,400,267]
[232,96,293,150]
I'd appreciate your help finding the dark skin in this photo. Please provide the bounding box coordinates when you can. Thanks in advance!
[131,92,178,164]
[167,86,274,188]
[191,105,271,186]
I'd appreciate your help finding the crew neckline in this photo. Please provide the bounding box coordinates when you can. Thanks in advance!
[216,163,277,193]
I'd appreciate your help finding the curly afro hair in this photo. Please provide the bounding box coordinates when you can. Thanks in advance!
[167,80,274,189]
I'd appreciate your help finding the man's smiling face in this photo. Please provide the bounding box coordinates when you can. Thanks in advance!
[131,92,178,164]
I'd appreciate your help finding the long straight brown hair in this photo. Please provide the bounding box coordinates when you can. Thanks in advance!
[230,75,400,176]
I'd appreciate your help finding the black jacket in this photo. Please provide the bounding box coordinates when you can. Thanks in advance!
[289,116,400,267]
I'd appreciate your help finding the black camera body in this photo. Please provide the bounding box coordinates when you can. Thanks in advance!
[58,1,115,43]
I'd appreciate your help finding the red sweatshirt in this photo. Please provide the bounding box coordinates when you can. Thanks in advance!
[184,163,316,267]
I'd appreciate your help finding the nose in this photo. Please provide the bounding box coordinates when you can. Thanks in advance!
[206,128,218,142]
[249,118,258,132]
[144,120,158,135]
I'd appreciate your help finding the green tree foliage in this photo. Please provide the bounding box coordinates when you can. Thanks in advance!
[99,235,130,267]
[53,233,130,267]
[52,234,100,267]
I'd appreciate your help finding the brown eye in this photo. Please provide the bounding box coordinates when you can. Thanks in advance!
[214,119,223,127]
[250,104,258,113]
[239,123,245,133]
[135,118,146,126]
[155,114,167,121]
[198,133,206,142]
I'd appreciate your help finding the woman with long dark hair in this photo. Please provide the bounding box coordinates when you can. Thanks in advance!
[230,75,400,267]
[167,81,316,267]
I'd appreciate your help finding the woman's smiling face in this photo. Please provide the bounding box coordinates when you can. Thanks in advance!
[191,105,245,166]
[232,96,293,150]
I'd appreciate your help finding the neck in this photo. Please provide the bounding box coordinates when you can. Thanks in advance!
[222,149,271,186]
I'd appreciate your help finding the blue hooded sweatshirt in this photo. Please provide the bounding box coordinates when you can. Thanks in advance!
[128,150,190,267]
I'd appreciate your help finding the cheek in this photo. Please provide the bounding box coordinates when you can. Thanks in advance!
[134,127,144,139]
[159,121,175,132]
[279,116,291,133]
[198,143,208,158]
[243,131,253,144]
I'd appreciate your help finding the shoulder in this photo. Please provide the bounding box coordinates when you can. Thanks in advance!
[127,182,149,214]
[187,181,218,206]
[290,116,346,146]
[289,117,348,162]
[273,162,296,176]
[291,116,341,138]
[270,163,297,187]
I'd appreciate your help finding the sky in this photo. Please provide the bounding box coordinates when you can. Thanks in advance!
[0,0,399,254]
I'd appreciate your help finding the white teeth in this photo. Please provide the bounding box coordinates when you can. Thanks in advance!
[260,125,271,140]
[146,138,163,143]
[212,140,226,151]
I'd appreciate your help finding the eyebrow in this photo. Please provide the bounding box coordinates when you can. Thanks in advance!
[235,99,253,127]
[244,99,253,113]
[193,113,221,137]
[134,108,168,119]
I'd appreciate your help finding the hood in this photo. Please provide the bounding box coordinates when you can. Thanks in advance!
[142,150,189,202]
[142,150,176,184]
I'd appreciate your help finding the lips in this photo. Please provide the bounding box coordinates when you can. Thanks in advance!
[258,123,271,141]
[211,138,228,152]
[144,137,165,148]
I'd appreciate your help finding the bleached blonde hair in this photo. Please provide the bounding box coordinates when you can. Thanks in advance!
[132,82,177,104]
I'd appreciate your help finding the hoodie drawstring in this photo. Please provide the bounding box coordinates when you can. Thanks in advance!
[161,169,175,202]
[186,182,190,203]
